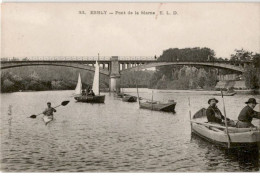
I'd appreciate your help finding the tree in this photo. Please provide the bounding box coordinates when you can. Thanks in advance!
[230,49,253,61]
[244,66,260,89]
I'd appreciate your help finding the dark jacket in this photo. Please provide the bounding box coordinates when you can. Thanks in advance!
[206,106,225,124]
[238,105,260,123]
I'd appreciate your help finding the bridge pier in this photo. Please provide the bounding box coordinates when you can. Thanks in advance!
[109,56,121,93]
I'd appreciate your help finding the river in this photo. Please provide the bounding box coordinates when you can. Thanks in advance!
[1,89,260,172]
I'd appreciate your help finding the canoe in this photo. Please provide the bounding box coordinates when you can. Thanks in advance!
[74,95,105,103]
[122,95,137,102]
[214,92,236,96]
[139,100,176,113]
[191,108,260,148]
[43,115,53,125]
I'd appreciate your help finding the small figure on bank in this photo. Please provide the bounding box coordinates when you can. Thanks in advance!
[237,98,260,128]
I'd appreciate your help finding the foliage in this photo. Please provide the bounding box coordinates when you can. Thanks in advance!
[149,47,219,90]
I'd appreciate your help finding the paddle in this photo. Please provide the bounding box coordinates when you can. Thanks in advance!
[136,80,140,106]
[188,97,192,129]
[221,90,231,148]
[28,100,70,119]
[151,90,154,110]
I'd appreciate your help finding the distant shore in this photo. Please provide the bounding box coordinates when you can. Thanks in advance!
[2,88,259,95]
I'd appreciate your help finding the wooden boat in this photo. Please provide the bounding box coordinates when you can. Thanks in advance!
[139,100,176,112]
[191,108,260,148]
[75,95,105,103]
[122,95,137,102]
[214,91,236,96]
[74,58,105,103]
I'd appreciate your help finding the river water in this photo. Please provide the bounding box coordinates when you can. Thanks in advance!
[1,89,260,172]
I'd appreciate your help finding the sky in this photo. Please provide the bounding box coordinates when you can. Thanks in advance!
[1,3,260,58]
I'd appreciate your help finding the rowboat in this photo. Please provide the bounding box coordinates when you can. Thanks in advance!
[139,100,176,112]
[191,108,260,148]
[42,115,53,125]
[74,57,105,104]
[122,95,137,102]
[75,95,105,103]
[213,92,236,96]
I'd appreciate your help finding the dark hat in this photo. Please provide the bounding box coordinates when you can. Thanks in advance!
[245,98,258,104]
[208,98,219,104]
[47,102,51,104]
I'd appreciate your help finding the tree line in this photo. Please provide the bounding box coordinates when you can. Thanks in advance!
[1,47,259,92]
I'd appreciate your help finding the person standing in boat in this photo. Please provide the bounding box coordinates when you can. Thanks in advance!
[237,98,260,128]
[43,102,56,118]
[206,98,233,125]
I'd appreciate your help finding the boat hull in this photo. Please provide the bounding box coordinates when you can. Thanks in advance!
[214,92,236,96]
[191,123,260,148]
[140,101,176,112]
[42,115,53,125]
[75,95,105,103]
[122,96,137,102]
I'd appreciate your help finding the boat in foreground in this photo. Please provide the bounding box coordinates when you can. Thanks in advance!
[191,108,260,148]
[139,100,176,112]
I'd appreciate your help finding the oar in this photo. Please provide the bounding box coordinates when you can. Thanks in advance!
[151,90,154,110]
[188,97,192,129]
[136,81,140,106]
[28,101,70,119]
[221,90,231,148]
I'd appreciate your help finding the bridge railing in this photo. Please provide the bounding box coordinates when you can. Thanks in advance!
[1,56,157,61]
[0,56,112,61]
[0,57,252,65]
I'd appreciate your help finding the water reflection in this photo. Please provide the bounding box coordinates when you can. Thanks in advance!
[1,89,259,172]
[191,133,259,171]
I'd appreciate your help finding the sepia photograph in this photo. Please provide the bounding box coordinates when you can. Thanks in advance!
[0,1,260,173]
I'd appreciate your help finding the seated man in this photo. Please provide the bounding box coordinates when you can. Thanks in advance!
[43,102,56,118]
[237,98,260,128]
[88,89,95,96]
[206,98,234,126]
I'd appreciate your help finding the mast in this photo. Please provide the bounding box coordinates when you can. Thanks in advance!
[98,53,100,95]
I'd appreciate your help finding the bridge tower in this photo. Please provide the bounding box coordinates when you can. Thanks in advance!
[109,56,121,93]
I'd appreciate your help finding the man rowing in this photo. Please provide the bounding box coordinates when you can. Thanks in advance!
[206,98,235,126]
[237,98,260,128]
[43,102,56,125]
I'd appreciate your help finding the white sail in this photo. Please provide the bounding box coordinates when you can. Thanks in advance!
[75,73,82,95]
[92,61,99,95]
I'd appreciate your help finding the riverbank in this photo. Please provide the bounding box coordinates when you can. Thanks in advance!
[2,88,259,95]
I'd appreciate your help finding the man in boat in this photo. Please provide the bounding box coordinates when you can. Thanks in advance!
[82,89,87,96]
[88,89,95,96]
[43,102,56,118]
[206,98,235,126]
[237,98,260,128]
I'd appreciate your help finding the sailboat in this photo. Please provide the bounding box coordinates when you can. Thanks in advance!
[74,59,105,103]
[74,73,82,96]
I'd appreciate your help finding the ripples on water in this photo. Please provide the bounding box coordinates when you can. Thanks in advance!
[1,89,260,172]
